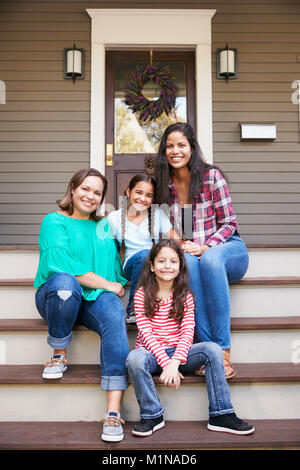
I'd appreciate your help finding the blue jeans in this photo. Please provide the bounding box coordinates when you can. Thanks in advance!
[35,272,129,391]
[124,249,150,314]
[184,236,249,349]
[126,342,234,419]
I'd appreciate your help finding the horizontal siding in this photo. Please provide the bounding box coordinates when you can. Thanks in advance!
[0,1,300,244]
[211,1,300,245]
[0,1,92,244]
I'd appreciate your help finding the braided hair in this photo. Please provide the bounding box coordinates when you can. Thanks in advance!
[120,175,157,261]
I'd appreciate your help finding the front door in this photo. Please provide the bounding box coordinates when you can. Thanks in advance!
[105,50,196,209]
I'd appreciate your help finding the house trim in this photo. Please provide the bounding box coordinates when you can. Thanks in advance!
[86,8,217,173]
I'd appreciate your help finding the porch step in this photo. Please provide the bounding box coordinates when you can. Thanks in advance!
[1,362,299,384]
[2,316,300,332]
[1,419,300,450]
[0,363,299,421]
[1,277,300,319]
[0,317,299,364]
[1,245,300,278]
[1,276,300,286]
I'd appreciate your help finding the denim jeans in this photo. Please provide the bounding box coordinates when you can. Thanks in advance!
[35,272,129,391]
[184,236,249,349]
[124,249,150,314]
[126,342,234,419]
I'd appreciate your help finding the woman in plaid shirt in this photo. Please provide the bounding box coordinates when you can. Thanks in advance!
[154,123,249,379]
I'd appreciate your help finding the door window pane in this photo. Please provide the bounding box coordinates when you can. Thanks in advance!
[114,61,187,154]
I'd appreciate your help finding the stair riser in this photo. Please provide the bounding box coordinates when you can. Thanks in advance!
[1,285,300,319]
[1,330,299,364]
[0,249,300,279]
[0,383,299,421]
[0,252,39,279]
[0,331,134,365]
[246,250,300,277]
[230,286,300,318]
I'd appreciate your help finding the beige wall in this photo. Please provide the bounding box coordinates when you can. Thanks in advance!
[0,0,299,244]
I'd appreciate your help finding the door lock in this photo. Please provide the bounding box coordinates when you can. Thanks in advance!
[106,144,113,167]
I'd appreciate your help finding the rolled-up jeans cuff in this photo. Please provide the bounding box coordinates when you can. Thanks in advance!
[47,332,72,350]
[141,409,164,420]
[209,408,235,417]
[101,375,129,391]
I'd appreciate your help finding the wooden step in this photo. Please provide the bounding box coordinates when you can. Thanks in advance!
[1,317,300,365]
[0,362,299,385]
[1,316,300,332]
[1,244,300,281]
[1,419,300,450]
[237,277,300,286]
[1,244,299,250]
[0,279,34,286]
[1,364,299,421]
[1,288,299,320]
[1,276,300,287]
[2,278,299,321]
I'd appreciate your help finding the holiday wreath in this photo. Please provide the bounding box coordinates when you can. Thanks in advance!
[124,63,178,122]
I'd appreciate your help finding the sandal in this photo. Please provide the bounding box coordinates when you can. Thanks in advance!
[194,350,237,379]
[194,365,205,376]
[223,350,236,379]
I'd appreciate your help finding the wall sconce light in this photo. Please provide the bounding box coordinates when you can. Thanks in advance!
[216,44,237,81]
[64,43,85,83]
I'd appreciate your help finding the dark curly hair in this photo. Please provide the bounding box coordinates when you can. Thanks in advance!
[154,122,224,204]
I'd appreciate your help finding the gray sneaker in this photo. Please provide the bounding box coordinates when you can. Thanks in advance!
[42,354,68,379]
[126,311,136,324]
[101,411,125,442]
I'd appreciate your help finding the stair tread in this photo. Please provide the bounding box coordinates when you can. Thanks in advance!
[0,362,299,384]
[1,276,300,287]
[231,316,300,330]
[238,277,300,285]
[1,243,300,250]
[1,419,300,449]
[1,316,300,332]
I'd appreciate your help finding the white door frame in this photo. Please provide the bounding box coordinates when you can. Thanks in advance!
[86,8,216,174]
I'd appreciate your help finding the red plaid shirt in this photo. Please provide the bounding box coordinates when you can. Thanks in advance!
[169,168,239,246]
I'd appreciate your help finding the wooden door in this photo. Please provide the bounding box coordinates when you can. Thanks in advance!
[105,50,196,209]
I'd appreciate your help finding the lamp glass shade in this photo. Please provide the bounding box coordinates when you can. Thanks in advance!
[66,49,82,76]
[220,49,235,75]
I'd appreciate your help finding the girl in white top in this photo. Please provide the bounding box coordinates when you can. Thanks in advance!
[107,174,179,322]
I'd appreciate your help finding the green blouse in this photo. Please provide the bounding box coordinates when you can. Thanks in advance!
[33,212,127,301]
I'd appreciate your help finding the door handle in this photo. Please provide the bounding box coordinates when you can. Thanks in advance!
[106,144,113,167]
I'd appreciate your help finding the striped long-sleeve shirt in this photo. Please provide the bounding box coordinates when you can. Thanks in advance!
[134,287,195,369]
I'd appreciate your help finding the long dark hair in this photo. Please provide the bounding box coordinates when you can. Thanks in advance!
[57,168,107,220]
[154,122,222,204]
[137,239,191,323]
[120,174,157,260]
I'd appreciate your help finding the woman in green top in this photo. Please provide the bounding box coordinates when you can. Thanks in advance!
[34,168,129,443]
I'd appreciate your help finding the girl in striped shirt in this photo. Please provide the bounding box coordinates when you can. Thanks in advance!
[126,239,254,437]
